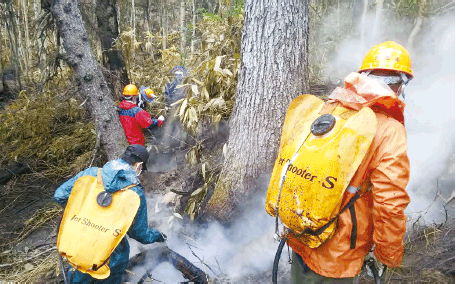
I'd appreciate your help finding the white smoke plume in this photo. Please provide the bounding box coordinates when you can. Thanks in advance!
[324,10,455,224]
[404,15,455,224]
[128,188,287,282]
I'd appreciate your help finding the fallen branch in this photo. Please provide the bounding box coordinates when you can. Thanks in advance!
[127,245,209,283]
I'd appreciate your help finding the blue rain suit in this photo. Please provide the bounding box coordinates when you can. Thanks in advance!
[54,159,163,283]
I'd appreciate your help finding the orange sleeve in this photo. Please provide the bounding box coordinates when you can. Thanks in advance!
[370,119,410,267]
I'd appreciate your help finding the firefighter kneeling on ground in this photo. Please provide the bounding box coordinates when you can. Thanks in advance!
[266,41,413,283]
[54,144,167,283]
[119,83,164,146]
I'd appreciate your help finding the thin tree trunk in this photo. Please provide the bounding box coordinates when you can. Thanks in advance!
[360,0,368,55]
[96,0,130,99]
[407,0,426,49]
[22,0,31,82]
[52,0,128,160]
[131,0,135,31]
[180,0,185,55]
[144,0,149,33]
[206,0,310,221]
[0,21,5,93]
[131,0,135,62]
[5,3,22,90]
[371,0,383,43]
[191,0,195,56]
[34,0,41,16]
[162,2,167,50]
[92,0,97,26]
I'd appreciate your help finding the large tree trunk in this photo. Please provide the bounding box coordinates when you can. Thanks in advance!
[206,0,310,221]
[96,0,129,100]
[52,0,128,160]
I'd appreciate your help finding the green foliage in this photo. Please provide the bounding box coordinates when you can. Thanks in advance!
[392,0,427,18]
[225,4,245,17]
[0,89,96,178]
[202,12,223,21]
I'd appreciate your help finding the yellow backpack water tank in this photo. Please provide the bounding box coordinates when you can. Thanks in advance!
[265,94,377,248]
[57,169,140,279]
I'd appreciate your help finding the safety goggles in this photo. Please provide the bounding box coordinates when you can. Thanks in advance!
[367,74,403,86]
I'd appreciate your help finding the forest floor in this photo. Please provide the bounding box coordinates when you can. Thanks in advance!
[0,156,454,283]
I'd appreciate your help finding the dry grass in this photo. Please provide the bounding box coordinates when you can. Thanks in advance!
[0,204,61,282]
[0,86,96,179]
[386,218,455,283]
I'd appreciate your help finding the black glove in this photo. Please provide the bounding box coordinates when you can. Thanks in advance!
[157,232,167,242]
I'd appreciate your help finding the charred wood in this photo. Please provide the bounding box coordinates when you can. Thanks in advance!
[127,246,209,283]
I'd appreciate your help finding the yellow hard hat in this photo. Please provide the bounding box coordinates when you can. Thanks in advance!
[359,41,413,79]
[122,84,139,96]
[144,88,154,99]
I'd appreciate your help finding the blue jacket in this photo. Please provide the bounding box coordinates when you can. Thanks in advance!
[54,159,162,272]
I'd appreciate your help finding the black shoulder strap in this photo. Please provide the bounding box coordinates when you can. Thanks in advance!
[303,192,362,236]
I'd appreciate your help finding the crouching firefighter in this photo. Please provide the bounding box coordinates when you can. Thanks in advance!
[55,144,167,283]
[265,41,413,283]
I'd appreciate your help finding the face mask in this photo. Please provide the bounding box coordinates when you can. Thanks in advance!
[135,163,143,176]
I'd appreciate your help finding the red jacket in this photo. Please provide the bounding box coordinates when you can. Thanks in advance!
[288,73,410,277]
[119,101,159,146]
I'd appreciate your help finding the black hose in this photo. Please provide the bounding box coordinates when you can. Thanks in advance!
[138,268,153,284]
[366,260,382,284]
[59,255,67,284]
[272,237,287,284]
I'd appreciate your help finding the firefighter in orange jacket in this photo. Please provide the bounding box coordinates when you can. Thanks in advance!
[288,41,413,283]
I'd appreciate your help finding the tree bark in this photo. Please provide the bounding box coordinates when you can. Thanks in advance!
[52,0,128,160]
[96,0,130,99]
[206,0,310,221]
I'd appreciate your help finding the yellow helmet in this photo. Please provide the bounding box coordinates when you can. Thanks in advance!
[122,84,139,96]
[144,88,154,99]
[359,41,413,79]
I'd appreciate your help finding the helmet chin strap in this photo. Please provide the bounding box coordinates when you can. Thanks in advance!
[399,73,409,100]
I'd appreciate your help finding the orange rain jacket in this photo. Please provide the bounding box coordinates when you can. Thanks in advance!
[287,72,411,278]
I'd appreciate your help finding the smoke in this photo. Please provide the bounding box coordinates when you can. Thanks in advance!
[404,14,455,224]
[324,9,455,224]
[127,183,288,283]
